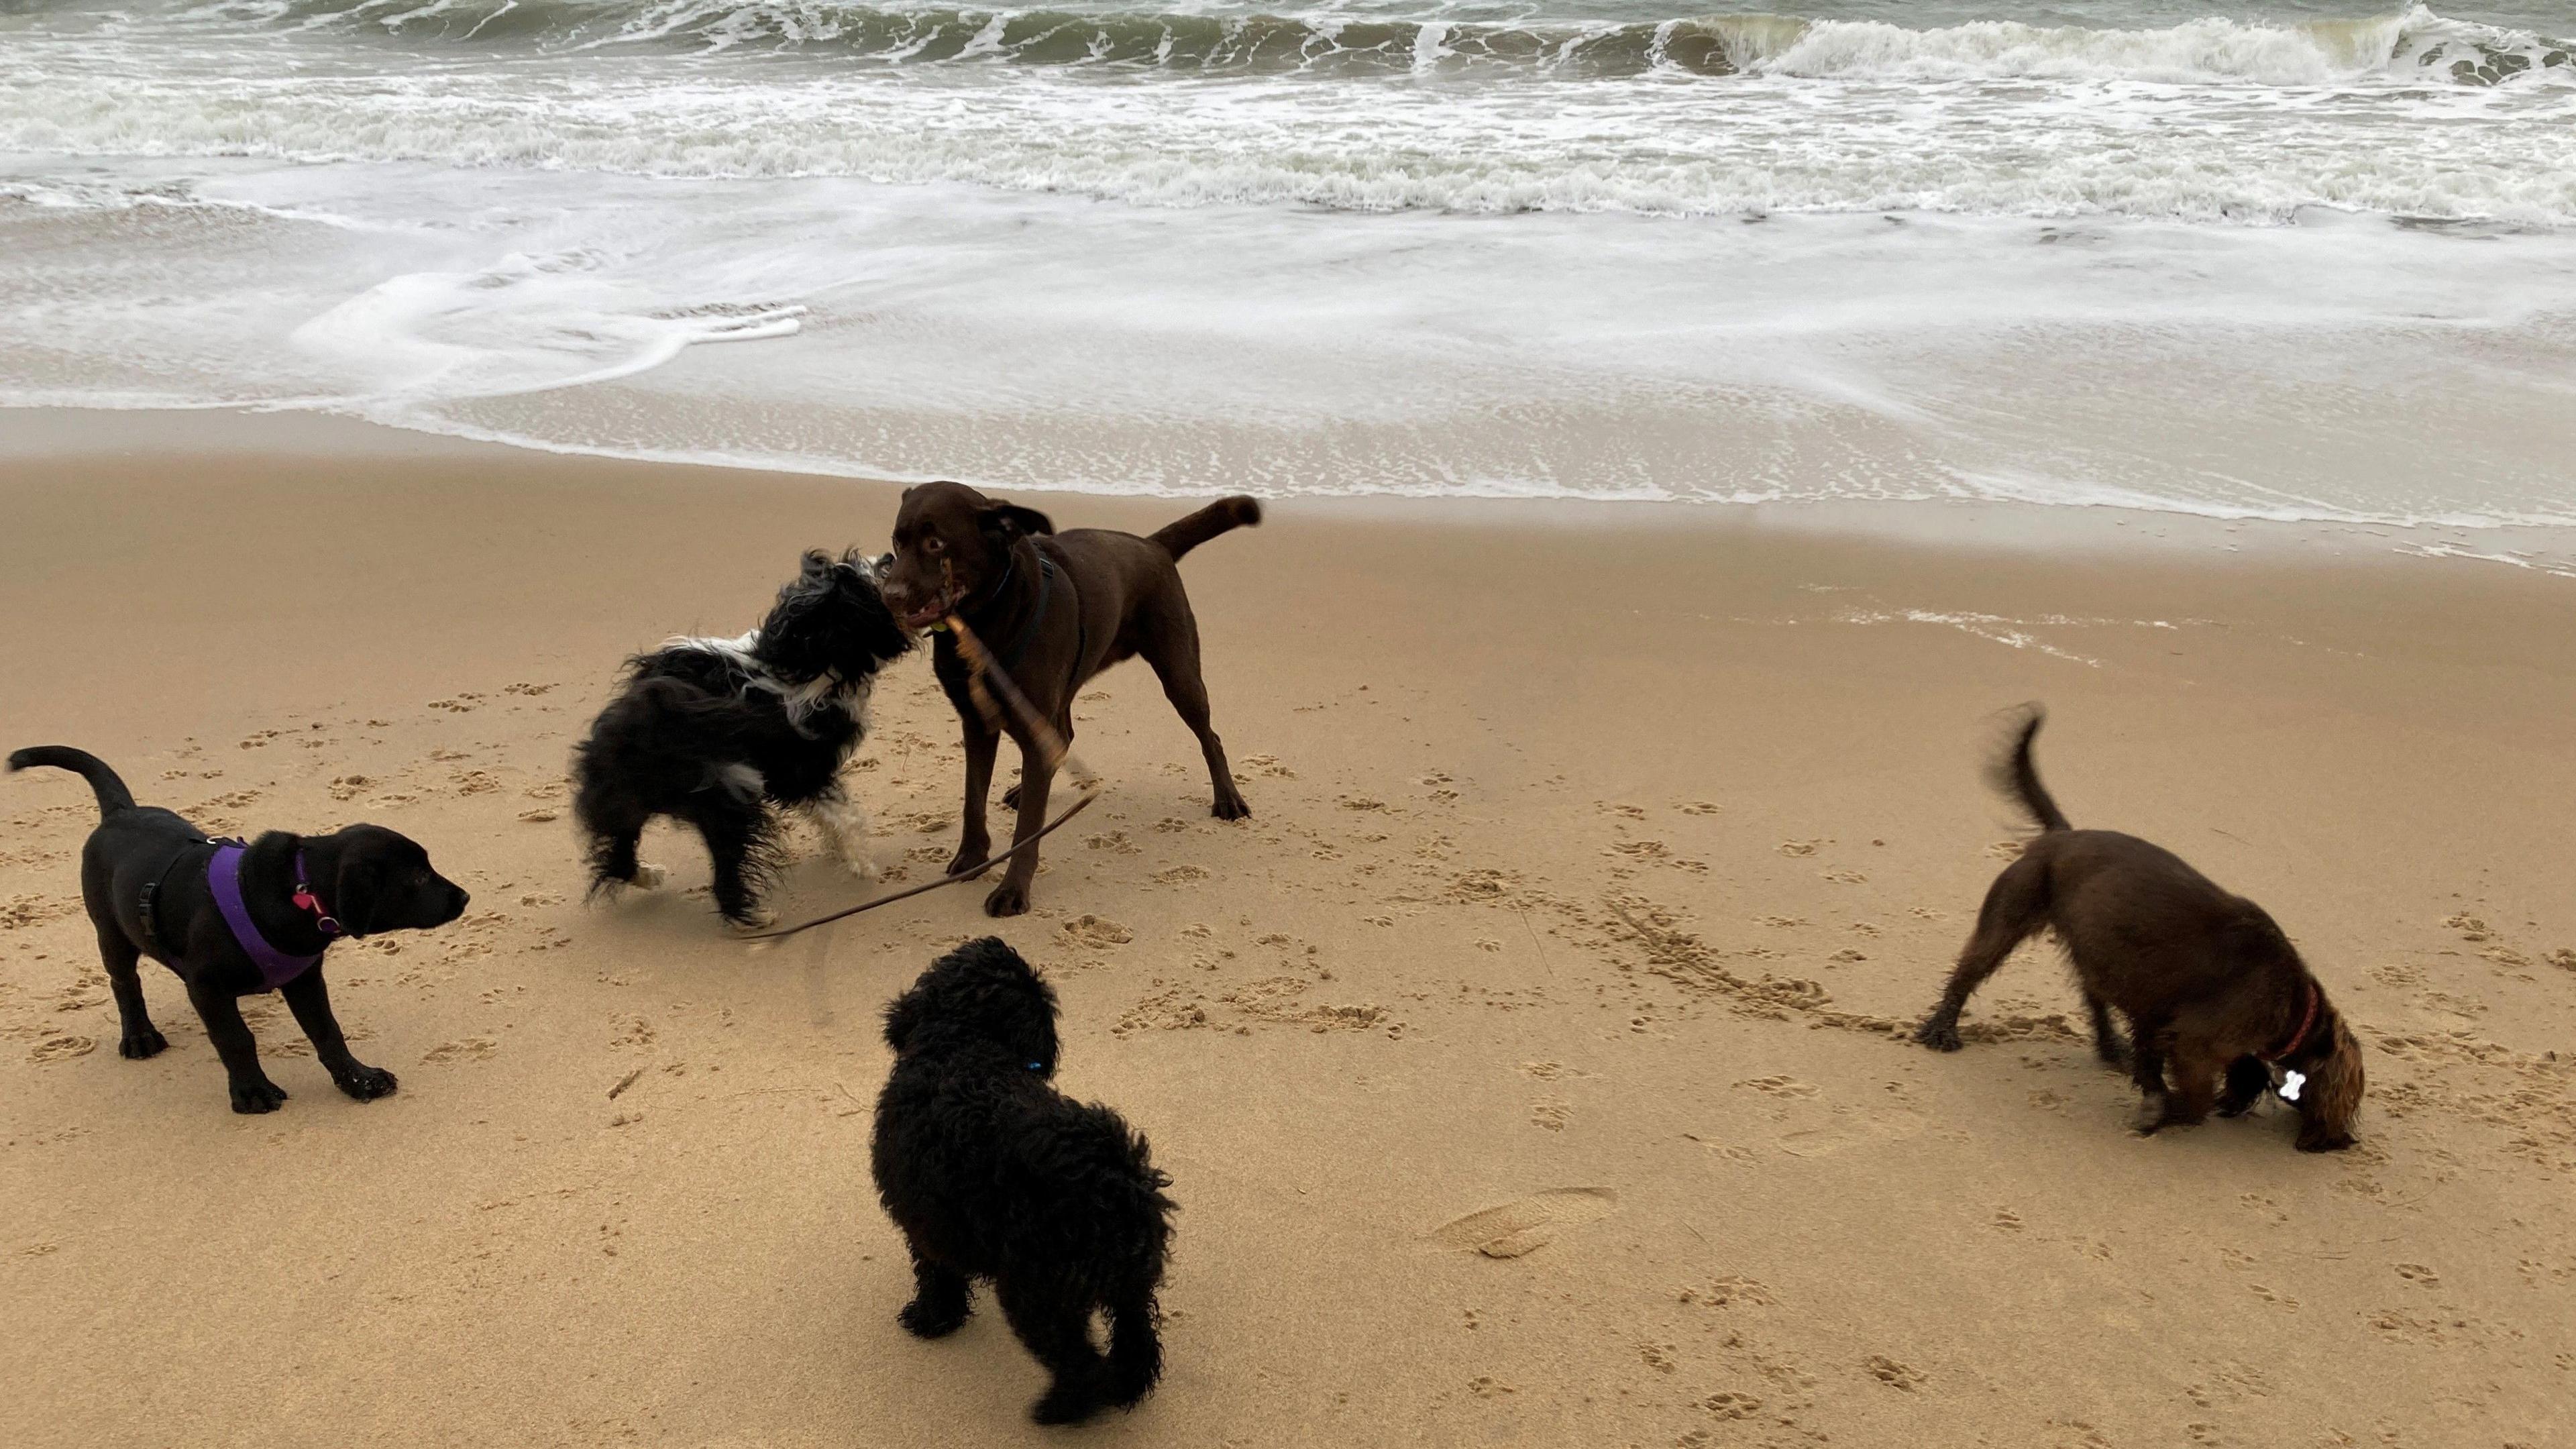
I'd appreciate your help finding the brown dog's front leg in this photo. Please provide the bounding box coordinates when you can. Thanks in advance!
[951,721,998,878]
[984,738,1055,918]
[187,981,286,1114]
[280,967,396,1102]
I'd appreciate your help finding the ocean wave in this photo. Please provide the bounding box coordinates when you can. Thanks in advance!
[160,1,2576,85]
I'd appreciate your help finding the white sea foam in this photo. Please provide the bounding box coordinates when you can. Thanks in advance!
[2,1,2573,564]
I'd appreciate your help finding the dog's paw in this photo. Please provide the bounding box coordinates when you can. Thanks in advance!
[630,862,668,890]
[1913,1018,1963,1053]
[2133,1096,2202,1136]
[1030,1383,1105,1426]
[1000,784,1023,811]
[946,848,990,879]
[1212,793,1250,821]
[724,906,778,934]
[983,881,1030,918]
[2295,1127,2355,1153]
[119,1026,169,1060]
[841,855,879,882]
[335,1064,398,1102]
[229,1077,288,1114]
[898,1299,968,1339]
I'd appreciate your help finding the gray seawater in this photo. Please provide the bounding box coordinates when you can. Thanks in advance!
[3,1,2573,553]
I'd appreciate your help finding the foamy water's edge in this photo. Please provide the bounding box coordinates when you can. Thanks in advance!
[3,2,2572,570]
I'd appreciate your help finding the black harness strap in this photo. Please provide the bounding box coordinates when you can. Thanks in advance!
[996,555,1059,672]
[137,839,210,959]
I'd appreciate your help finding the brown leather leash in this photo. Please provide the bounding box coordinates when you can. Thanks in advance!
[743,609,1101,945]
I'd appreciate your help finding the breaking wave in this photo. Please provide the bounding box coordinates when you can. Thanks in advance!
[162,1,2576,85]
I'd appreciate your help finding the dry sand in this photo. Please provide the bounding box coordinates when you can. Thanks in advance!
[3,414,2572,1449]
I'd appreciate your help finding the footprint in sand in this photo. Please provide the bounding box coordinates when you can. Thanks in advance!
[29,1035,96,1064]
[2,896,80,930]
[1777,1109,1926,1159]
[422,1037,498,1063]
[1429,1188,1618,1259]
[1733,1075,1820,1099]
[1059,914,1134,949]
[1865,1356,1925,1391]
[1680,1275,1777,1309]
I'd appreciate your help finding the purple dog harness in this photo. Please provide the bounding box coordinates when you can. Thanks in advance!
[207,842,339,990]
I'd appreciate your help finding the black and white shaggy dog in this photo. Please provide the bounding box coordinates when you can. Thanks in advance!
[873,938,1176,1425]
[572,549,912,930]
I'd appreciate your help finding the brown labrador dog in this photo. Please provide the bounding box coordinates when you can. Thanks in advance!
[1914,706,2364,1152]
[881,482,1258,916]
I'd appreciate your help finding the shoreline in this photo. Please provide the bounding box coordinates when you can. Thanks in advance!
[9,404,2573,577]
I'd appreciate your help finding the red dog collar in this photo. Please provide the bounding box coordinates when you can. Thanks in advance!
[2261,979,2321,1063]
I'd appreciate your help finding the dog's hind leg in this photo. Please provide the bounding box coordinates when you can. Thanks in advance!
[280,967,396,1102]
[689,797,780,930]
[1137,593,1248,820]
[897,1248,971,1339]
[1915,857,2047,1051]
[1105,1287,1163,1407]
[996,1278,1112,1426]
[93,915,166,1060]
[581,811,663,893]
[186,980,286,1114]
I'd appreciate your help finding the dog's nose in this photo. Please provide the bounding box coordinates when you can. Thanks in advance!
[451,887,472,912]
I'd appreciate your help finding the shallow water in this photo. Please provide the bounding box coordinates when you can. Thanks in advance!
[3,1,2572,544]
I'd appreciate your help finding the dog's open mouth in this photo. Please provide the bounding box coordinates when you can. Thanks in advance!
[898,595,954,633]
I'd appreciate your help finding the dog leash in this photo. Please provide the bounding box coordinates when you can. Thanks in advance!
[743,610,1102,945]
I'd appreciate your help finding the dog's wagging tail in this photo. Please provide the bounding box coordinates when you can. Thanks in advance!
[1915,704,2365,1152]
[7,745,138,814]
[1148,495,1262,561]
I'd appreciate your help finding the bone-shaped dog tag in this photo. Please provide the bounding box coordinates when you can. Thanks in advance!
[2279,1070,2306,1103]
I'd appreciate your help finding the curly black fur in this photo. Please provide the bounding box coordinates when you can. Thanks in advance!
[571,550,911,928]
[872,938,1177,1425]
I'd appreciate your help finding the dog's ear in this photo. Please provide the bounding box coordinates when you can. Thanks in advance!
[2295,1016,2365,1152]
[883,986,924,1055]
[976,502,1055,542]
[327,843,388,937]
[799,549,836,578]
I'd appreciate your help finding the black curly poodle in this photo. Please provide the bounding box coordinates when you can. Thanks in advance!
[871,937,1177,1425]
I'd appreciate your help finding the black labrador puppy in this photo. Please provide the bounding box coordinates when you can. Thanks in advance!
[877,482,1258,916]
[9,747,470,1114]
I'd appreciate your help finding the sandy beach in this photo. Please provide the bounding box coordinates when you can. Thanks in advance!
[1,411,2570,1447]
